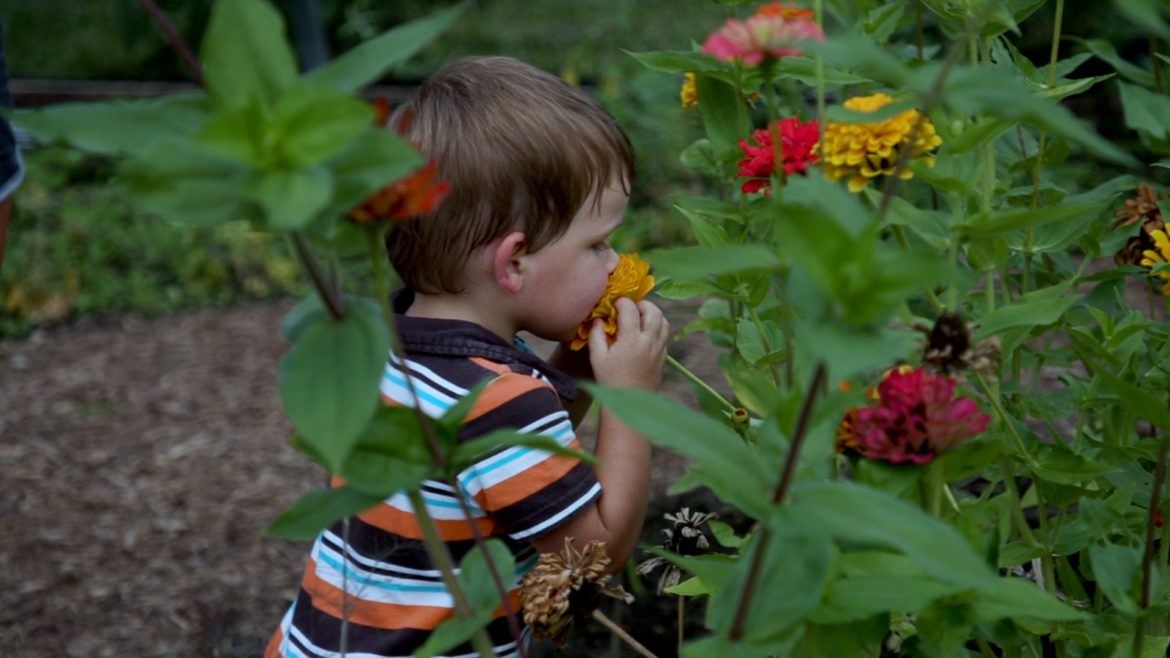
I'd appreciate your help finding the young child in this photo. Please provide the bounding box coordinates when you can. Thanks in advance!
[265,56,669,658]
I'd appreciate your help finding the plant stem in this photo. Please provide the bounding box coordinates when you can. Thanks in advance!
[289,233,346,320]
[928,460,944,517]
[367,228,509,657]
[975,372,1036,468]
[814,0,826,164]
[677,596,685,653]
[411,491,500,658]
[729,363,826,641]
[1026,0,1064,291]
[1135,432,1169,656]
[666,354,737,414]
[135,0,206,86]
[592,609,660,658]
[746,305,783,388]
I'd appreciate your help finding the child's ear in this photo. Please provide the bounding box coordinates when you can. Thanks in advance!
[492,231,527,294]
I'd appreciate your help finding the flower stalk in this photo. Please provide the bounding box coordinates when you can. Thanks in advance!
[666,354,737,415]
[1135,431,1170,656]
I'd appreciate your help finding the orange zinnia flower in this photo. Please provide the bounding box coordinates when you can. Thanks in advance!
[569,253,655,351]
[347,160,451,223]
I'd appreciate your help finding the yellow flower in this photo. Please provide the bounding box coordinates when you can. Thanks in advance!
[822,93,942,193]
[1139,228,1170,295]
[680,72,698,108]
[569,253,655,351]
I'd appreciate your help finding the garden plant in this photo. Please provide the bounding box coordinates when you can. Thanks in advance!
[13,0,1170,656]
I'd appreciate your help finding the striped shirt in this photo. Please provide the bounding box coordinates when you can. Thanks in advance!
[266,293,601,658]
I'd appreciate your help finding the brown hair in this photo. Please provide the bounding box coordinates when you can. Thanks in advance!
[386,56,635,293]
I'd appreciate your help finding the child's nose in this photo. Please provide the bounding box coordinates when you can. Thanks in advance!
[606,250,620,273]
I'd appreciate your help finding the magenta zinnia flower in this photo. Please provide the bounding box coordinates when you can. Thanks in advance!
[737,117,820,194]
[701,12,824,66]
[848,367,989,465]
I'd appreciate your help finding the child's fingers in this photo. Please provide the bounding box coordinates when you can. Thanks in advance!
[636,300,665,333]
[588,318,609,352]
[614,297,640,337]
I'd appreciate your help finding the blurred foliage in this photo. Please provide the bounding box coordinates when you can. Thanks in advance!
[1,147,304,337]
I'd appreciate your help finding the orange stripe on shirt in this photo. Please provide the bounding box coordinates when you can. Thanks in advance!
[354,498,499,540]
[474,438,588,510]
[465,370,553,423]
[302,563,453,631]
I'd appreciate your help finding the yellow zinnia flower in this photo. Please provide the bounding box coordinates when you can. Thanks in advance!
[822,93,942,193]
[1139,228,1170,295]
[569,253,655,351]
[680,72,698,108]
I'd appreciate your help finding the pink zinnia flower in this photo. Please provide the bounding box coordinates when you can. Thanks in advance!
[701,12,824,66]
[736,117,820,194]
[847,368,989,465]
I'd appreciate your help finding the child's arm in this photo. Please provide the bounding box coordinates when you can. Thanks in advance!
[532,297,669,572]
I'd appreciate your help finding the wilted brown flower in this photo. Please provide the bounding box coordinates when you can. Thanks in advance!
[519,538,633,646]
[635,508,716,595]
[1114,184,1166,229]
[921,312,1002,382]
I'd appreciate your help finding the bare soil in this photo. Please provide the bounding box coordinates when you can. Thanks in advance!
[0,300,720,657]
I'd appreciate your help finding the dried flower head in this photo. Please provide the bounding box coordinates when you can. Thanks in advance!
[821,93,942,192]
[736,117,821,195]
[636,508,717,595]
[680,72,699,108]
[921,312,1002,382]
[1114,184,1167,229]
[701,10,824,66]
[1114,185,1168,267]
[520,538,634,646]
[838,367,989,465]
[569,253,655,351]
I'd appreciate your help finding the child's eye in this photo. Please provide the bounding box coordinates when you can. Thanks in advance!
[593,241,611,252]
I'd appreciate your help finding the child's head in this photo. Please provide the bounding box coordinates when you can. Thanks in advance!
[386,56,635,294]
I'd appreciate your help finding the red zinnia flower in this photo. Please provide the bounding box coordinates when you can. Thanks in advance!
[347,160,451,223]
[847,367,989,465]
[736,117,820,195]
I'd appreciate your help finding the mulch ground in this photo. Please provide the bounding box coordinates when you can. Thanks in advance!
[0,300,717,657]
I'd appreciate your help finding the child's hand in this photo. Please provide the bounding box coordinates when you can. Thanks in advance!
[588,297,669,390]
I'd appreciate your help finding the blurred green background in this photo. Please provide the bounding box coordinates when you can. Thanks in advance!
[0,0,731,337]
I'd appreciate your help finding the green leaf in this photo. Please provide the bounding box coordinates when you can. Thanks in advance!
[706,519,835,644]
[677,206,732,247]
[825,99,918,124]
[13,93,209,157]
[415,539,515,658]
[695,73,750,156]
[708,519,747,548]
[773,56,871,85]
[956,201,1110,238]
[645,245,781,280]
[1119,81,1170,141]
[933,65,1135,166]
[272,87,374,167]
[306,3,467,93]
[975,283,1076,338]
[245,167,333,231]
[815,575,963,624]
[317,128,423,224]
[278,297,390,470]
[281,294,327,343]
[804,36,912,88]
[586,385,774,518]
[1089,541,1142,614]
[972,577,1089,622]
[792,481,995,588]
[267,485,383,539]
[1093,367,1170,432]
[202,0,298,108]
[665,576,713,597]
[120,139,248,227]
[1030,442,1119,485]
[1071,37,1155,86]
[626,49,730,74]
[337,406,436,497]
[1114,0,1170,40]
